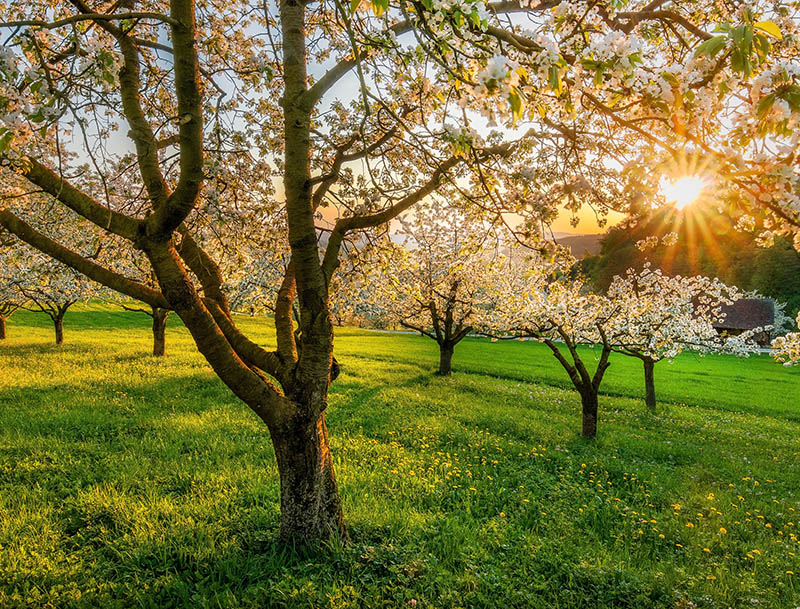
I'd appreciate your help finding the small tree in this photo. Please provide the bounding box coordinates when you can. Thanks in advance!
[1,236,23,339]
[606,266,761,409]
[10,253,95,345]
[369,205,501,375]
[482,253,618,438]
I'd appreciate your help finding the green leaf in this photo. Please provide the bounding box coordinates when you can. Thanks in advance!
[693,35,727,58]
[350,0,361,14]
[753,34,771,63]
[29,107,46,123]
[508,89,523,122]
[754,20,782,40]
[370,0,388,17]
[730,48,744,74]
[784,85,800,112]
[661,72,679,85]
[0,128,13,155]
[756,93,775,119]
[548,65,562,95]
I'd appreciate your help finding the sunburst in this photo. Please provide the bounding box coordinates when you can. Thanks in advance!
[661,175,707,210]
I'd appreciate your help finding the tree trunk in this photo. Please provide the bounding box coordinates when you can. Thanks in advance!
[0,316,6,340]
[271,411,346,544]
[54,315,64,345]
[438,342,454,376]
[581,390,599,439]
[152,308,168,357]
[643,357,656,410]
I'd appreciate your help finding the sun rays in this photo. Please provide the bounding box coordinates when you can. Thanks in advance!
[661,175,708,210]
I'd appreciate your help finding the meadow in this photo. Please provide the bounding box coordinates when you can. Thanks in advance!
[1,305,799,609]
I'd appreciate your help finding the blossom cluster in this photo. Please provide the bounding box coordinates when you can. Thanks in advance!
[772,313,800,366]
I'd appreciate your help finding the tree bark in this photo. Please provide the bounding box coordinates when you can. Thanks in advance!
[581,390,599,439]
[643,357,656,410]
[151,307,169,357]
[54,315,64,345]
[271,411,346,544]
[0,315,6,340]
[438,342,454,376]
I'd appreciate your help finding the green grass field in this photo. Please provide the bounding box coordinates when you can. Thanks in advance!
[1,305,799,609]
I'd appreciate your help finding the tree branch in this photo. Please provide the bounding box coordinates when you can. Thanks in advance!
[0,209,169,308]
[21,158,140,240]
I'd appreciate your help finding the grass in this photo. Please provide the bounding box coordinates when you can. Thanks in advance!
[1,304,799,609]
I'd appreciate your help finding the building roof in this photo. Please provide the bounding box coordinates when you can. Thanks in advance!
[714,298,774,330]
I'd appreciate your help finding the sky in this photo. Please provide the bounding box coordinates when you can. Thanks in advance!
[550,207,626,236]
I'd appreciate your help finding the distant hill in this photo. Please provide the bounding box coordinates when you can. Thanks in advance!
[555,233,603,257]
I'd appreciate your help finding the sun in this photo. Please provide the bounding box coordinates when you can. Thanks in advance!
[661,175,707,210]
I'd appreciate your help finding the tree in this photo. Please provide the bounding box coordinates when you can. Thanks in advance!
[1,0,797,541]
[9,252,96,344]
[606,266,762,409]
[480,252,617,438]
[0,301,19,339]
[368,204,502,375]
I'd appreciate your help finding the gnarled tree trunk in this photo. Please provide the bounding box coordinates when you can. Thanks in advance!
[438,342,454,376]
[271,410,345,543]
[0,315,6,340]
[643,357,656,410]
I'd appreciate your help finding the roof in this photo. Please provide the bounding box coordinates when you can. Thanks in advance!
[714,298,774,330]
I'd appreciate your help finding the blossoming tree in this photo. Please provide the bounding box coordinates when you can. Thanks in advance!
[368,204,502,375]
[8,248,97,344]
[1,0,798,540]
[480,251,619,438]
[606,266,763,409]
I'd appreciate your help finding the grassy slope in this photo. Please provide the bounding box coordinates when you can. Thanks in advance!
[1,306,799,609]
